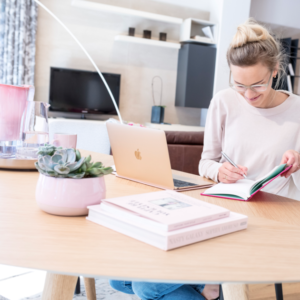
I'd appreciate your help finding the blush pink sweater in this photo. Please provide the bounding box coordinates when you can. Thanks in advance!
[199,88,300,200]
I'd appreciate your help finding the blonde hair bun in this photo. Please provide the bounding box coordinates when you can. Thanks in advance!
[231,19,272,48]
[227,18,287,90]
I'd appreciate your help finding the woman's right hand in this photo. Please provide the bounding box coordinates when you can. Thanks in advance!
[218,162,248,183]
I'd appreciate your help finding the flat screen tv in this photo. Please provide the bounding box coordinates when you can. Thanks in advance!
[49,67,121,116]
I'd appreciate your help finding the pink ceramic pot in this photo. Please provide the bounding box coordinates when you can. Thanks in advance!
[36,174,106,216]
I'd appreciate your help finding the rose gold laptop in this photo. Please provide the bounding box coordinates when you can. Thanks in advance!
[106,122,213,191]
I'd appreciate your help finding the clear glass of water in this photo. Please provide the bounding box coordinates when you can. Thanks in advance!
[16,131,49,159]
[16,101,50,159]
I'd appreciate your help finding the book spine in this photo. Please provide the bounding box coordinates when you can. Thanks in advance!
[167,217,248,250]
[168,211,230,231]
[87,214,168,250]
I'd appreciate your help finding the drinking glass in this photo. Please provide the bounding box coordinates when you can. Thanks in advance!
[16,101,50,159]
[52,133,77,149]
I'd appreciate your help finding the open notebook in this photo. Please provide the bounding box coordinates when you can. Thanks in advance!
[201,164,291,201]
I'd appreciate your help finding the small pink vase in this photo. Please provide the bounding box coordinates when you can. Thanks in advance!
[36,174,106,216]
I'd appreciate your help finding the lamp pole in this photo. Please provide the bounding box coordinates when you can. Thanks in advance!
[33,0,123,124]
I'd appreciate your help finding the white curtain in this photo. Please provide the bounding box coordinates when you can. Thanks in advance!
[0,0,38,86]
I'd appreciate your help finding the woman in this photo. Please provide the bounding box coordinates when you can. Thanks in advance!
[199,19,300,300]
[199,19,300,199]
[109,19,300,300]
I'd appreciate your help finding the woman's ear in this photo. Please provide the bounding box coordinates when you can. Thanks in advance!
[273,64,279,78]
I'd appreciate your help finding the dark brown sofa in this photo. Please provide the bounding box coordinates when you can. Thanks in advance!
[165,131,204,175]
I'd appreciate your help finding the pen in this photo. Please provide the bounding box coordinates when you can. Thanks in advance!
[221,151,247,179]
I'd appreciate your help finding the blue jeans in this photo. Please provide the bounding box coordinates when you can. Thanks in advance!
[109,280,206,300]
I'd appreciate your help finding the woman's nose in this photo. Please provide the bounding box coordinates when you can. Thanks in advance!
[244,88,257,99]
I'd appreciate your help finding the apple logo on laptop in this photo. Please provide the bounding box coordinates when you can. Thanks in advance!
[135,149,142,160]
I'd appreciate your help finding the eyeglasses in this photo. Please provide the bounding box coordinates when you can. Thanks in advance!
[229,71,273,94]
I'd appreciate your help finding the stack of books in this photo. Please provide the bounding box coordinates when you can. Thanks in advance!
[87,190,248,250]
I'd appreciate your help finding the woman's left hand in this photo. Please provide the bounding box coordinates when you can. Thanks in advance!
[280,150,300,178]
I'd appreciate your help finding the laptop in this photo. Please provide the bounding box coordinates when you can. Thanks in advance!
[106,122,214,191]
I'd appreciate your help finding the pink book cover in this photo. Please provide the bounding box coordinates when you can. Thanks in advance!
[87,209,248,251]
[102,190,230,231]
[201,165,292,201]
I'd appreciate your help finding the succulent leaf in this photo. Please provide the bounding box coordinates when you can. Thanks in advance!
[86,162,93,170]
[92,162,102,168]
[66,149,76,164]
[75,149,81,161]
[85,155,92,164]
[54,165,70,174]
[51,154,63,164]
[89,168,102,176]
[67,172,85,179]
[81,163,87,172]
[101,167,114,175]
[37,145,56,156]
[68,157,85,172]
[38,156,46,169]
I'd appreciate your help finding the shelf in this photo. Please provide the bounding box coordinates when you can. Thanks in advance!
[72,0,183,24]
[189,18,216,26]
[183,38,216,45]
[180,18,217,44]
[115,35,181,49]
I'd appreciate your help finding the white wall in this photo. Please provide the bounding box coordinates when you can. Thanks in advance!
[250,0,300,29]
[35,0,210,125]
[210,0,251,94]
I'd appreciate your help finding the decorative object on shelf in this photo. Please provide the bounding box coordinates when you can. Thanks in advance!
[180,18,216,44]
[202,26,214,42]
[35,145,113,216]
[16,101,50,159]
[151,76,165,124]
[159,32,167,41]
[128,27,135,36]
[143,30,151,39]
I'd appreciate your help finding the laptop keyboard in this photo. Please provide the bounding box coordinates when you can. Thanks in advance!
[173,178,197,188]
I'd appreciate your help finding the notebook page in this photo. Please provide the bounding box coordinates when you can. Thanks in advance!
[249,164,286,194]
[203,179,255,200]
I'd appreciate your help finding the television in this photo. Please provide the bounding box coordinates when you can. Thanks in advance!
[49,67,121,117]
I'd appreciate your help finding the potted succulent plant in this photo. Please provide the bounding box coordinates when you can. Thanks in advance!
[35,145,113,216]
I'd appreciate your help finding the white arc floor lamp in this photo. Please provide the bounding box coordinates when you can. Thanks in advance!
[33,0,123,124]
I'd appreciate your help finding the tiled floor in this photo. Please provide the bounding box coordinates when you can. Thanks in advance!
[0,265,138,300]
